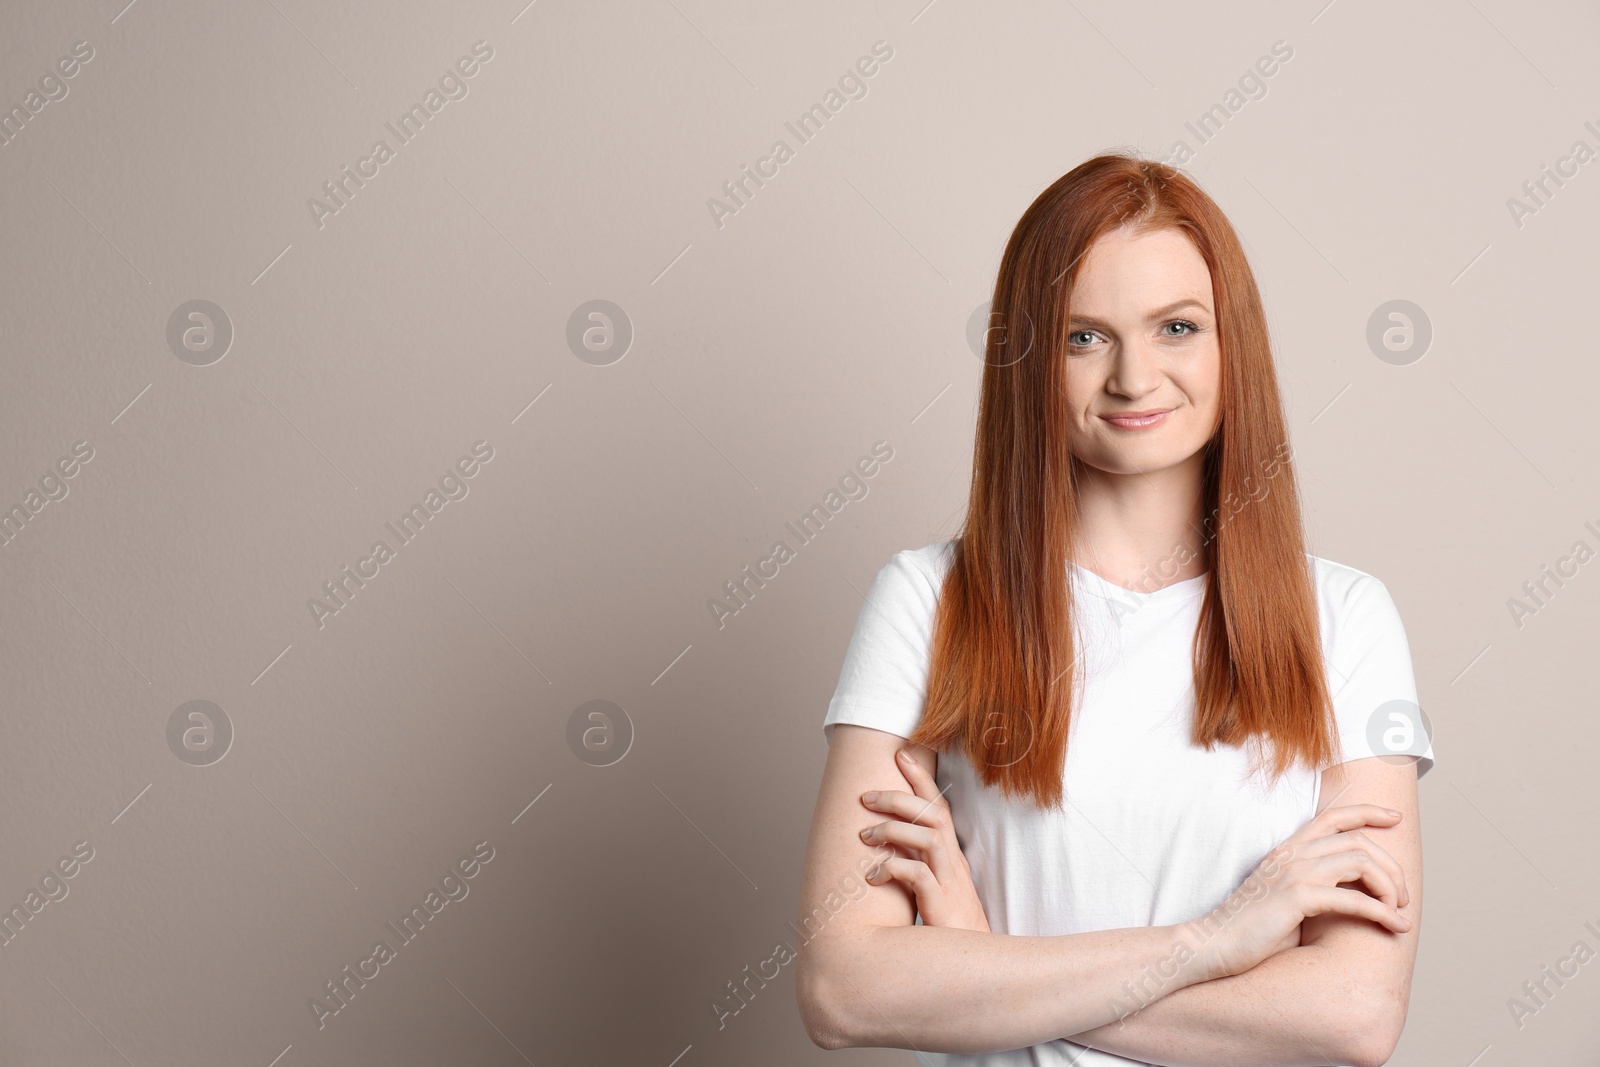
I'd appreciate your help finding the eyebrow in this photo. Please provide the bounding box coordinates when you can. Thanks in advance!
[1067,299,1212,329]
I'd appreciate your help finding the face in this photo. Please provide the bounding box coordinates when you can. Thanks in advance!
[1060,224,1222,479]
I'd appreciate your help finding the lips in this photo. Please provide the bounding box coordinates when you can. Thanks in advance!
[1101,408,1172,428]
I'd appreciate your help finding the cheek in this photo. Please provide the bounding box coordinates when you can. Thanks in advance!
[1190,358,1224,433]
[1186,350,1223,403]
[1060,365,1098,409]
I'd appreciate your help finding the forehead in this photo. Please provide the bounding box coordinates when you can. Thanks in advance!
[1067,226,1213,318]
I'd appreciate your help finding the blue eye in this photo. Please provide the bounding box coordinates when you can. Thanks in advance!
[1069,321,1201,349]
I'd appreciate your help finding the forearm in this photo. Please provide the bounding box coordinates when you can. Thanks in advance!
[1064,944,1369,1067]
[806,920,1221,1054]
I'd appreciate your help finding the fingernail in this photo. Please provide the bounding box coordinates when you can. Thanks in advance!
[1398,915,1412,929]
[1384,809,1402,818]
[862,790,880,803]
[898,749,914,765]
[866,863,883,881]
[859,827,874,842]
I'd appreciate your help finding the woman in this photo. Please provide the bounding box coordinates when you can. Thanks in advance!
[794,152,1434,1066]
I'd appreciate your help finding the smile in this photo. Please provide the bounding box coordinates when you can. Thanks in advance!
[1100,409,1172,430]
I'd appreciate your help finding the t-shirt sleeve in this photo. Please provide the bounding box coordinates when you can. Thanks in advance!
[1326,575,1435,778]
[821,550,940,746]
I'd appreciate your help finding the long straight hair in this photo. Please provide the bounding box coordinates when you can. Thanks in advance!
[907,152,1337,810]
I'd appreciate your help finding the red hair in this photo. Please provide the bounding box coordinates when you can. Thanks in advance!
[907,151,1337,809]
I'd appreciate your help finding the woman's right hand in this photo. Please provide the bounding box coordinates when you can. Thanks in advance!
[1187,803,1412,981]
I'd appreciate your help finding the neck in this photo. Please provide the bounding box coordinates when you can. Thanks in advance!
[1069,453,1208,592]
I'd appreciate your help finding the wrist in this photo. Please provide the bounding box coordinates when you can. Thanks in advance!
[1162,916,1235,985]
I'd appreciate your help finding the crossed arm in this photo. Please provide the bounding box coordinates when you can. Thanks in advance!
[1061,755,1423,1067]
[796,726,1423,1066]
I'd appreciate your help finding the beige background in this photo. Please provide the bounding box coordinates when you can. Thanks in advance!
[1,0,1597,1064]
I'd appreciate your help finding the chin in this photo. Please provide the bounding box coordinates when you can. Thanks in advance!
[1091,445,1199,474]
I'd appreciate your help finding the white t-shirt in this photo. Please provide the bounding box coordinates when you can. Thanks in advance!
[822,538,1434,1067]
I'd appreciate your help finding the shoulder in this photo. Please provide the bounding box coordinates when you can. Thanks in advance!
[822,539,957,745]
[884,537,957,593]
[1306,554,1418,692]
[843,537,958,642]
[1307,552,1389,602]
[1307,553,1405,635]
[850,538,957,646]
[1305,555,1432,775]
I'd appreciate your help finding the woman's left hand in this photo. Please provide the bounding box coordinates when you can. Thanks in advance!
[858,748,991,933]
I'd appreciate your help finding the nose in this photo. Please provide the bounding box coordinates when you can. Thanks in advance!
[1105,338,1164,399]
